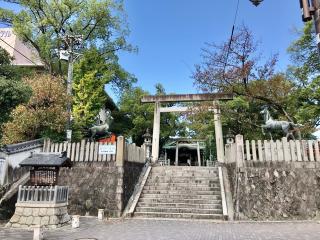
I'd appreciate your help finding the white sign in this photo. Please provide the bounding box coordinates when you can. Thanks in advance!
[99,144,116,155]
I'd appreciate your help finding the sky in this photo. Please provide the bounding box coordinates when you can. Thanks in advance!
[118,0,304,95]
[0,0,304,96]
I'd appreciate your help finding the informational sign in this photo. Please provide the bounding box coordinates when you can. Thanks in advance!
[99,144,116,155]
[66,130,72,141]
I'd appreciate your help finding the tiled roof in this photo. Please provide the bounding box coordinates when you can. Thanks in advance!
[1,139,43,154]
[19,152,71,167]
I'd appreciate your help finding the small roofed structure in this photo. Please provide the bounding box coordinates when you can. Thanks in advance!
[20,152,71,186]
[163,138,206,166]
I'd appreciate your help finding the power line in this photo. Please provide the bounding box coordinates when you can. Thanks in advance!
[0,37,39,66]
[223,0,240,80]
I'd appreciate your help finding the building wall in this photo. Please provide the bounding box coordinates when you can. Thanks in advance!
[0,28,43,66]
[0,146,42,186]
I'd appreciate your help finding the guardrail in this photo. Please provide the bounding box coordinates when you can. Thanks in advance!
[17,185,69,204]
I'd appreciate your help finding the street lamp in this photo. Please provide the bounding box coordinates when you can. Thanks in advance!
[249,0,263,7]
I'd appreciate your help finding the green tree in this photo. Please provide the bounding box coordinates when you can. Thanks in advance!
[0,0,133,73]
[0,47,31,137]
[115,85,182,146]
[192,25,311,139]
[115,87,154,145]
[1,74,68,144]
[287,22,320,129]
[72,48,136,134]
[72,71,106,129]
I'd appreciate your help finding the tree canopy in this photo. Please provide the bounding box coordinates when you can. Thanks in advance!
[1,74,68,144]
[0,47,31,138]
[0,0,133,73]
[192,24,317,140]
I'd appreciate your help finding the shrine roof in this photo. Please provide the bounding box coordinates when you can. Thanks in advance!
[19,152,71,167]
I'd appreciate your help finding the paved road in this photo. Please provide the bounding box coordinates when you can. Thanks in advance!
[1,218,320,240]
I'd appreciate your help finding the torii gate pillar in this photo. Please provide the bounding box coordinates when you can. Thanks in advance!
[142,93,233,163]
[151,101,161,163]
[213,102,224,163]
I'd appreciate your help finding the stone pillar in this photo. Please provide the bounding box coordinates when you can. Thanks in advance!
[98,209,104,220]
[116,136,125,167]
[197,142,201,166]
[235,135,244,168]
[175,142,179,166]
[72,215,80,228]
[213,101,224,163]
[151,101,161,163]
[33,225,43,240]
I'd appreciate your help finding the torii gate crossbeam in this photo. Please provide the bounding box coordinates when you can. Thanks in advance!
[141,93,233,164]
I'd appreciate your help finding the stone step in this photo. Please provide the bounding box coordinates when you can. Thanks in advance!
[149,170,218,174]
[140,194,221,200]
[147,178,219,184]
[141,189,222,195]
[149,171,219,176]
[142,186,221,191]
[144,183,220,188]
[151,167,218,171]
[135,207,223,214]
[139,198,222,205]
[134,212,223,220]
[137,202,222,209]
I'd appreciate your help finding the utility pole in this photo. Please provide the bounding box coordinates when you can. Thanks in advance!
[62,34,82,142]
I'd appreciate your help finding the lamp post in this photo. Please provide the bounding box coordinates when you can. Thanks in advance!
[249,0,320,55]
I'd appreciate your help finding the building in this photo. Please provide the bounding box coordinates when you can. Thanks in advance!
[0,28,43,66]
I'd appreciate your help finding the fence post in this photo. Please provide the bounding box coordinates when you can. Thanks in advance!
[116,136,125,167]
[235,135,244,167]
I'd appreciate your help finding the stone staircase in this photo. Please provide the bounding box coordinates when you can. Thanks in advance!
[133,166,225,220]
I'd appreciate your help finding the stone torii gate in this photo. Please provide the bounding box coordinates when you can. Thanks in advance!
[141,93,233,164]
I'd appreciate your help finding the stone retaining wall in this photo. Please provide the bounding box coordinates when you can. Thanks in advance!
[123,162,144,209]
[228,162,320,220]
[6,203,70,228]
[58,162,122,217]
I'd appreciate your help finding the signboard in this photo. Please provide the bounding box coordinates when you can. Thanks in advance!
[99,144,116,155]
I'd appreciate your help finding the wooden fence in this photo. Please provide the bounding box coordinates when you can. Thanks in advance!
[225,135,320,165]
[43,137,146,164]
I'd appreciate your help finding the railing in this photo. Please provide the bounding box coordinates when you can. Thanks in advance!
[43,139,116,162]
[124,143,146,163]
[225,135,320,165]
[17,185,69,204]
[43,137,147,164]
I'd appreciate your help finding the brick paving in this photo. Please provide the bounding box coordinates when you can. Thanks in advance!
[1,217,320,240]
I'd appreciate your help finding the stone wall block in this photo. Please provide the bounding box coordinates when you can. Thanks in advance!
[10,214,20,223]
[26,216,33,225]
[23,207,32,216]
[49,216,59,225]
[46,208,55,216]
[39,208,47,217]
[15,207,23,215]
[19,216,27,224]
[40,216,49,226]
[32,216,41,225]
[32,208,40,217]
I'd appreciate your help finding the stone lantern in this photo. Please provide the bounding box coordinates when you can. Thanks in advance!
[226,129,235,144]
[143,128,152,161]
